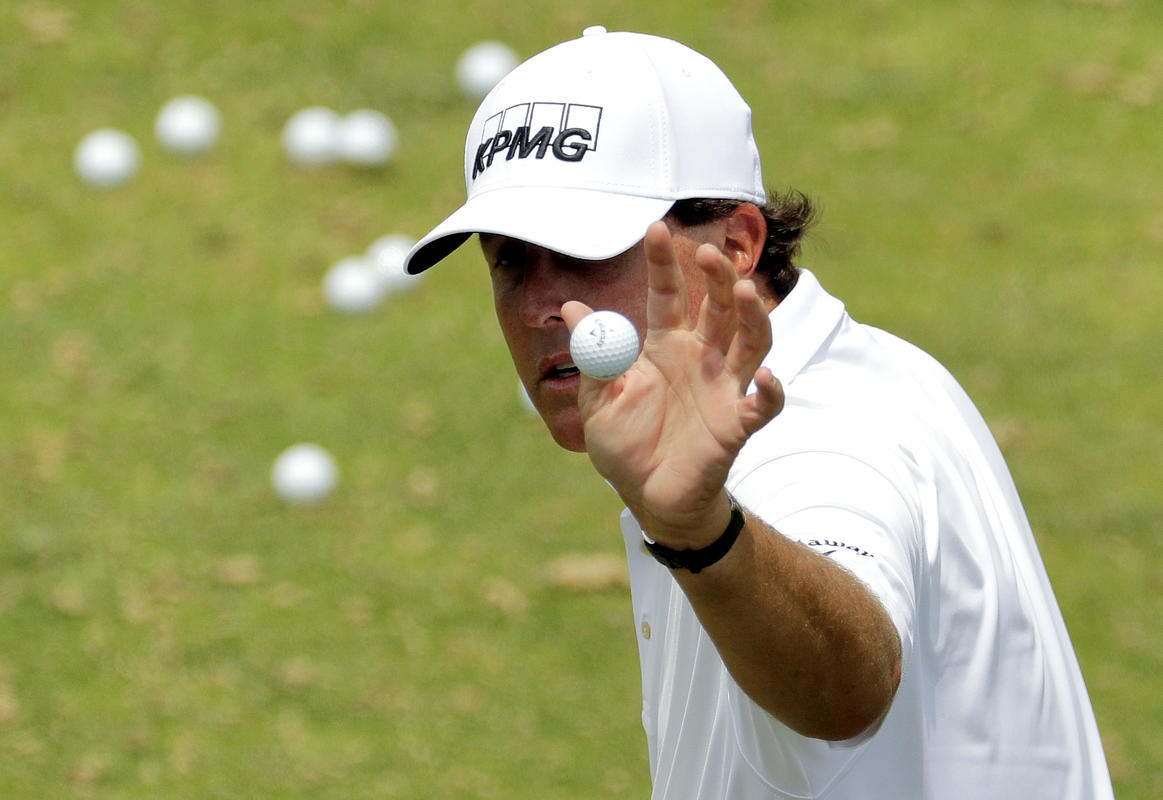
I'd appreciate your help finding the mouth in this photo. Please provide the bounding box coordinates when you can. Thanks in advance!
[547,362,581,380]
[538,354,581,390]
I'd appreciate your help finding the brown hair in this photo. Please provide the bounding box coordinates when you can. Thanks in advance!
[666,189,816,300]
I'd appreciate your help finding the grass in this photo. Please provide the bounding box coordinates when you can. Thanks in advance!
[0,0,1160,797]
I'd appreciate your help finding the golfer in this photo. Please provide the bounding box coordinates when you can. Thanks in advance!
[405,26,1114,800]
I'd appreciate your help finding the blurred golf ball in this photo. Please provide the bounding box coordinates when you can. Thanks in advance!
[282,106,340,165]
[323,255,385,314]
[74,128,140,188]
[569,310,640,380]
[336,109,398,167]
[366,233,420,294]
[271,443,338,504]
[456,41,519,99]
[155,95,221,155]
[518,380,538,416]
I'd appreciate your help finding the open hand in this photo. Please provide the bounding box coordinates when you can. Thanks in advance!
[562,220,784,549]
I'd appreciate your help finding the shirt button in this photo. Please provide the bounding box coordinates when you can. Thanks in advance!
[640,618,652,640]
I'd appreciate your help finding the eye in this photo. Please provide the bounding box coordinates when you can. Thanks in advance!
[487,240,526,275]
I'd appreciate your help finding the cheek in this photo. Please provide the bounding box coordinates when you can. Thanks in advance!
[489,299,529,380]
[495,312,536,383]
[685,274,708,320]
[589,264,650,328]
[492,286,525,341]
[677,264,710,325]
[491,278,514,316]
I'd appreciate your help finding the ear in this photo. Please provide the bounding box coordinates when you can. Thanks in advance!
[721,203,767,280]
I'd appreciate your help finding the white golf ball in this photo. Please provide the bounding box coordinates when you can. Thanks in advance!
[155,95,221,155]
[272,443,338,504]
[456,41,519,100]
[74,128,140,188]
[569,310,640,380]
[282,106,340,165]
[336,109,398,167]
[518,380,538,416]
[366,233,420,294]
[322,255,385,314]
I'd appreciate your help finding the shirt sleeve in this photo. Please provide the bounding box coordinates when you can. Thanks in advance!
[733,448,922,674]
[723,448,925,791]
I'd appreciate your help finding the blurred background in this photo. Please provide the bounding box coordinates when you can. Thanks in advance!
[1,1,1159,797]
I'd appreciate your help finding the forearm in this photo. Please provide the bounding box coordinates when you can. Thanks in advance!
[669,509,902,742]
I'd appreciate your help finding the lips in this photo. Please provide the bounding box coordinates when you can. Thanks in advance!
[538,353,581,389]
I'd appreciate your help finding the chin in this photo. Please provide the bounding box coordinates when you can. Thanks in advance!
[552,430,588,453]
[543,409,587,453]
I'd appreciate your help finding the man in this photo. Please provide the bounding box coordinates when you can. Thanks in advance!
[404,26,1114,799]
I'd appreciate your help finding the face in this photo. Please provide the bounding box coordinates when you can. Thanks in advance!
[481,218,720,452]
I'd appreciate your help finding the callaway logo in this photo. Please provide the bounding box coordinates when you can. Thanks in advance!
[473,102,603,180]
[587,318,610,346]
[805,539,875,559]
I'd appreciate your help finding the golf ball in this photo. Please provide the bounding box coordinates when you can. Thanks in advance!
[456,41,519,100]
[74,128,140,188]
[366,233,420,294]
[282,106,340,165]
[155,95,221,155]
[323,255,386,314]
[271,443,338,504]
[569,310,640,380]
[336,109,398,167]
[518,379,538,416]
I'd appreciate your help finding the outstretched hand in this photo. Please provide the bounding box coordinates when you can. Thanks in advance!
[562,220,784,550]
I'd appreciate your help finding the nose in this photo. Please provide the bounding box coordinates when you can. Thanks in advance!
[517,252,568,329]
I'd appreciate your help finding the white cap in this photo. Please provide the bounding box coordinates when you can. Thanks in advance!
[405,27,765,274]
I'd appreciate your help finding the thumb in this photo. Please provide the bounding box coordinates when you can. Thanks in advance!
[561,300,595,333]
[739,368,785,437]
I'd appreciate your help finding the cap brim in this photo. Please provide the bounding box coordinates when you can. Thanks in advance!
[405,187,675,274]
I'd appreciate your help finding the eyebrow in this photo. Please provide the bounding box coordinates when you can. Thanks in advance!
[479,232,513,254]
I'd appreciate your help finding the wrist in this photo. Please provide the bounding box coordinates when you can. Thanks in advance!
[638,490,734,551]
[642,492,745,574]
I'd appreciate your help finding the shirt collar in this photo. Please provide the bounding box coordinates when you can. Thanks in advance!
[762,269,848,387]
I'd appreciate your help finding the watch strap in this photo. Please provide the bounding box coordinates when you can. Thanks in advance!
[642,493,745,574]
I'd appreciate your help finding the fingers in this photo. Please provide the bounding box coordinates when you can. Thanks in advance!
[653,225,772,394]
[725,277,773,390]
[644,221,689,335]
[694,242,741,353]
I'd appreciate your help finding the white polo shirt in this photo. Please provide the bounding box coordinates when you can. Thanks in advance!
[621,270,1113,799]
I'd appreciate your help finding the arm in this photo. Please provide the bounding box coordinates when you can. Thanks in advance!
[562,217,901,741]
[671,505,902,742]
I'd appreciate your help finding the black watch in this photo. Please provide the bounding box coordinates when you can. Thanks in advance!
[642,493,746,574]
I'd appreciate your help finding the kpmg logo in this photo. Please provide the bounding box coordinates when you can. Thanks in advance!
[472,102,603,180]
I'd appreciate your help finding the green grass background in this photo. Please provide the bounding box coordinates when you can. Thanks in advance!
[1,0,1159,797]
